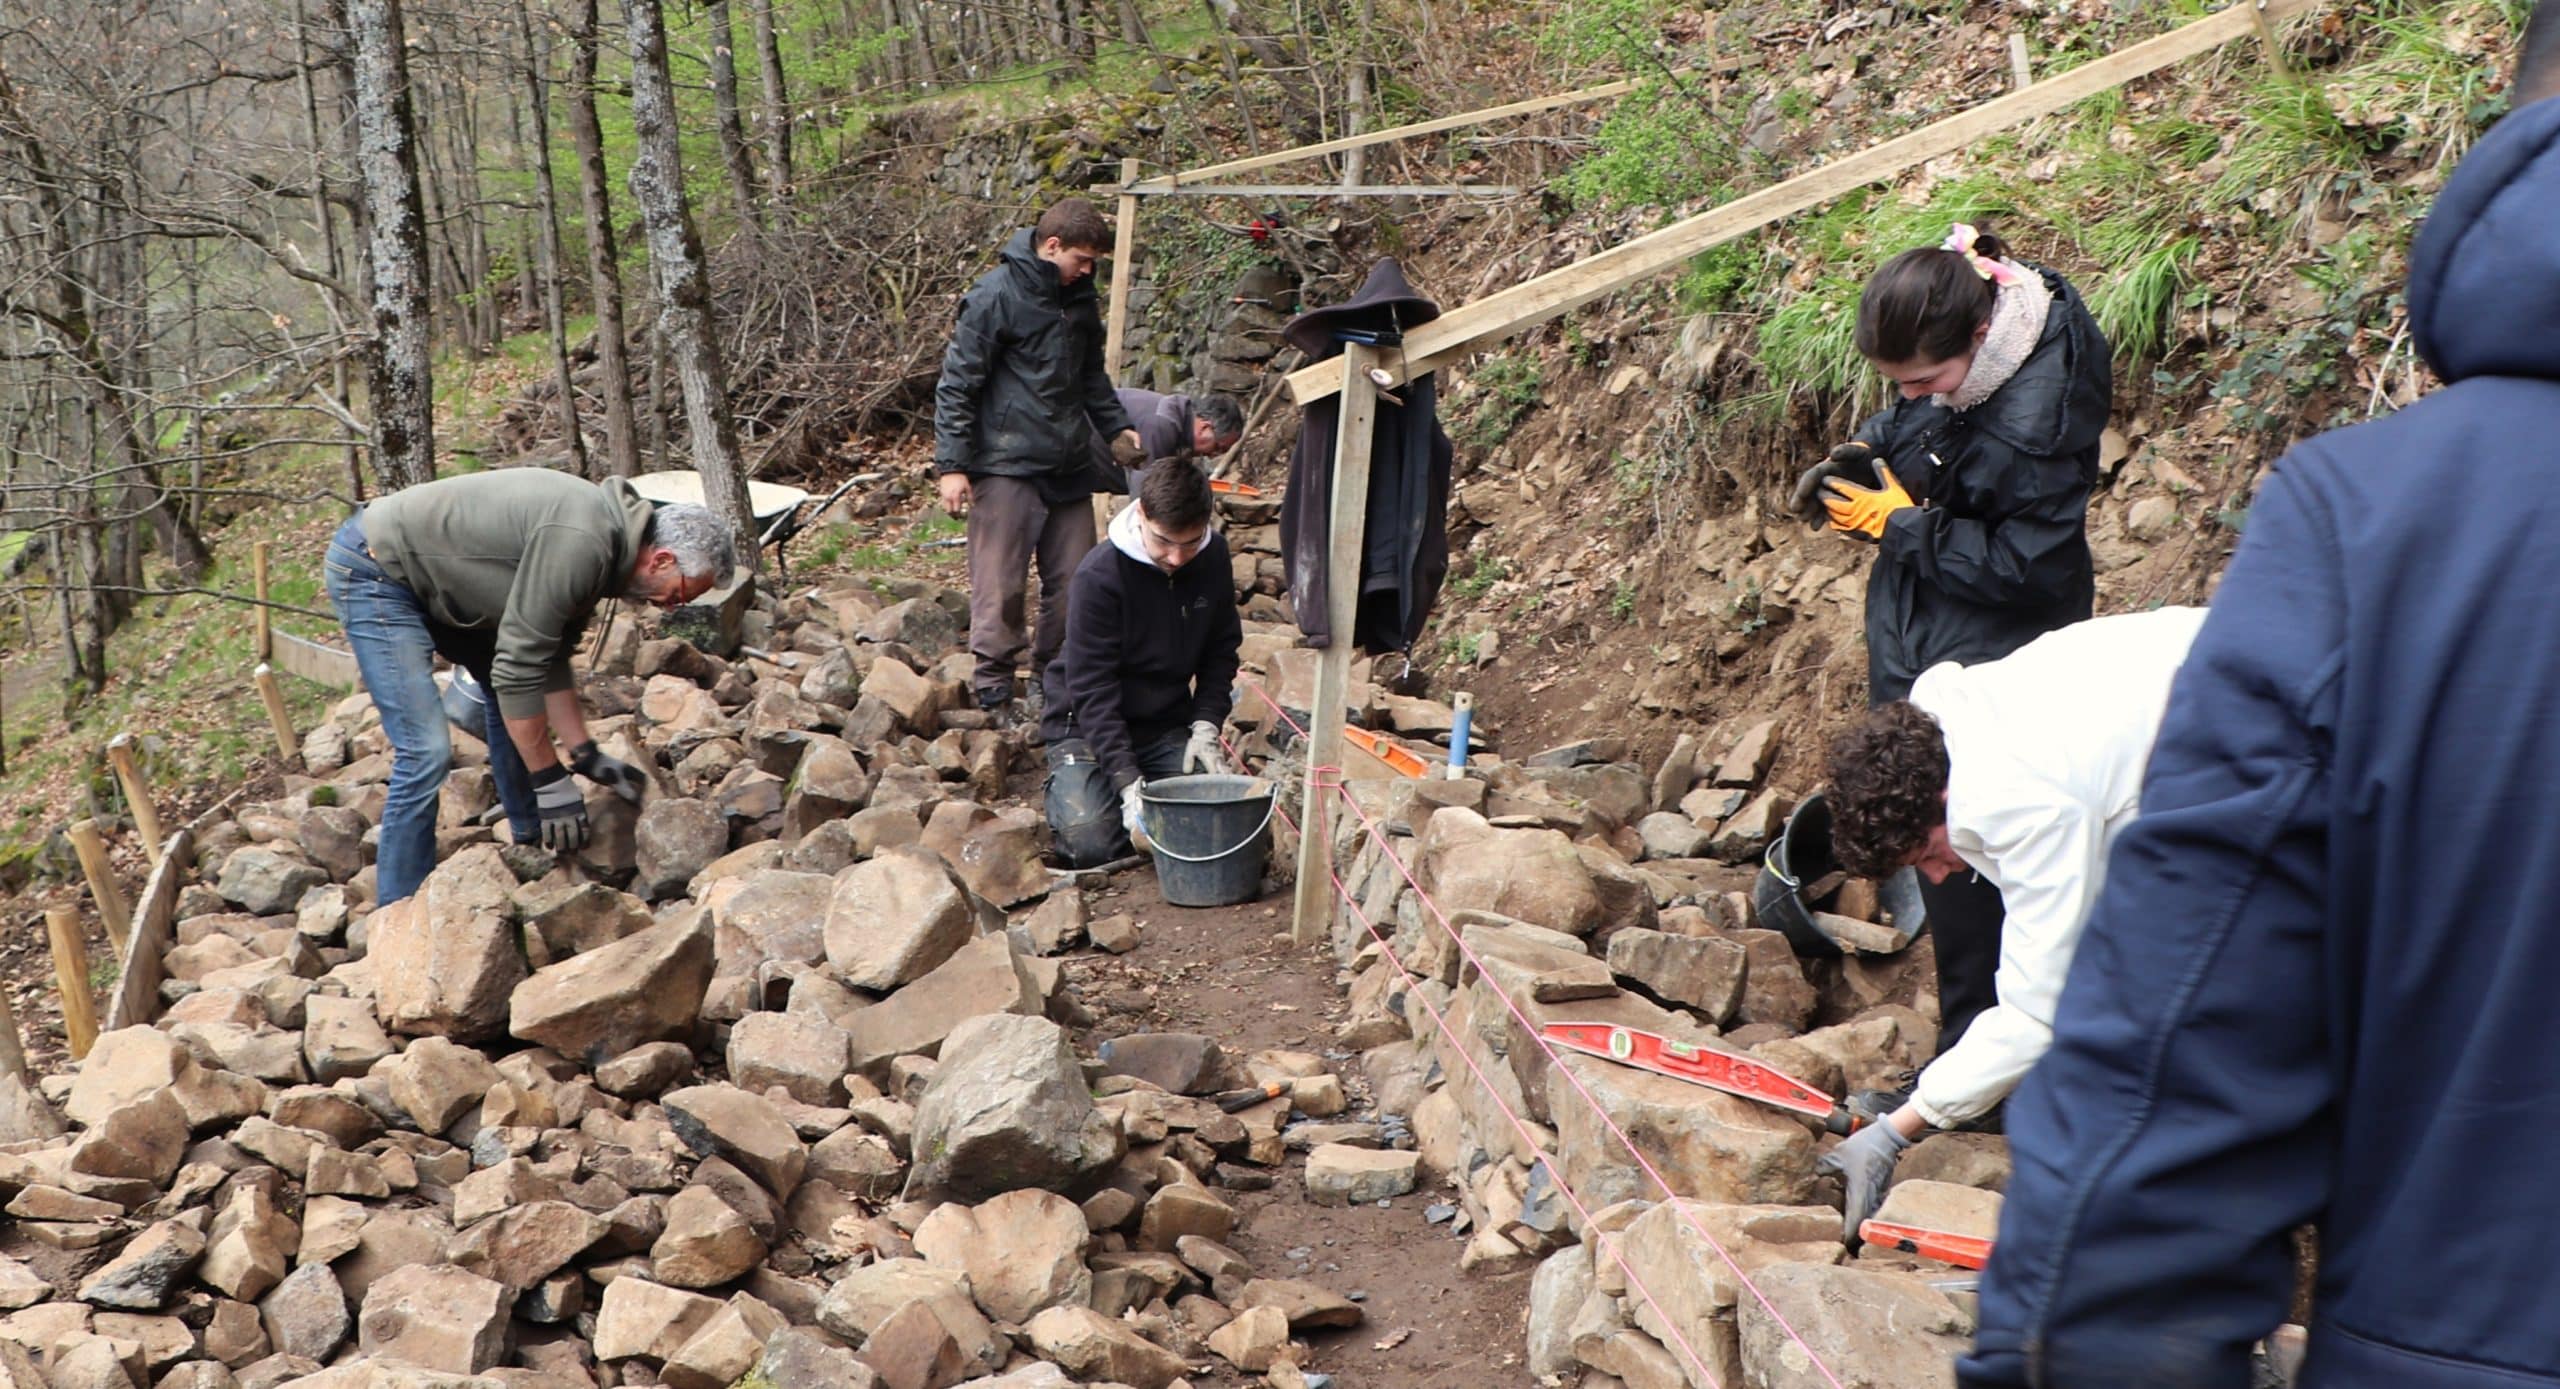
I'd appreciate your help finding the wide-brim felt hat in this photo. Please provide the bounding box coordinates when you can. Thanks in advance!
[1282,257,1442,357]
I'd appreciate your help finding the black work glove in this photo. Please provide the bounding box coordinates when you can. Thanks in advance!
[570,740,647,805]
[1816,1118,1914,1241]
[531,764,592,852]
[1789,442,1881,526]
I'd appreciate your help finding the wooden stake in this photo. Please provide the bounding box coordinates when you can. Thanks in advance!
[2248,0,2294,82]
[1290,342,1382,947]
[45,907,98,1060]
[65,819,130,961]
[253,541,273,663]
[0,966,28,1081]
[106,734,163,869]
[2008,33,2032,90]
[1098,155,1143,537]
[255,663,302,766]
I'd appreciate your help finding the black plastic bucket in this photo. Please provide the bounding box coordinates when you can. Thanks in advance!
[1139,774,1276,908]
[1753,791,1927,956]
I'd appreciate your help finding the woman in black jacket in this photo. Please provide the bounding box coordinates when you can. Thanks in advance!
[1792,223,2114,1074]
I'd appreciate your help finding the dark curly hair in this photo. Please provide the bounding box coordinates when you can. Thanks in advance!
[1827,701,1952,879]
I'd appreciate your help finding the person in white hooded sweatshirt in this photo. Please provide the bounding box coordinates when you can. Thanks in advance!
[1038,462,1244,868]
[1814,604,2207,1236]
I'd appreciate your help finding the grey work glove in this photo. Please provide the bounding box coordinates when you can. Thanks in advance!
[1121,780,1153,853]
[571,740,647,804]
[1182,721,1231,775]
[1817,1118,1915,1241]
[1789,442,1879,526]
[530,764,592,853]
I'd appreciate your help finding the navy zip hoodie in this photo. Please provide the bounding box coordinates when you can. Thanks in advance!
[1963,93,2560,1388]
[1040,504,1243,789]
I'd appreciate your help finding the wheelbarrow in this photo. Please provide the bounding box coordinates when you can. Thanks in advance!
[624,468,867,578]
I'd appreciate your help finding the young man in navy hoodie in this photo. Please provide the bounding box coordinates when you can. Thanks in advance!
[1039,462,1243,867]
[1962,12,2560,1385]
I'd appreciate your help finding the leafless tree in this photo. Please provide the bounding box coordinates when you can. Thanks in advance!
[565,0,640,476]
[349,0,438,490]
[748,0,793,204]
[625,0,757,547]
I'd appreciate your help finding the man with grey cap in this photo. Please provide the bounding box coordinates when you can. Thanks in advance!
[323,469,735,905]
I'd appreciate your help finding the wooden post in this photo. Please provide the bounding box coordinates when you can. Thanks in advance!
[2008,33,2032,90]
[106,734,163,869]
[1098,155,1143,535]
[1289,342,1382,947]
[45,907,98,1059]
[253,541,273,663]
[255,663,302,766]
[65,819,131,961]
[2247,0,2294,81]
[0,966,28,1080]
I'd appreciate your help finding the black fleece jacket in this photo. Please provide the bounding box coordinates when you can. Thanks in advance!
[1040,531,1243,791]
[932,229,1134,492]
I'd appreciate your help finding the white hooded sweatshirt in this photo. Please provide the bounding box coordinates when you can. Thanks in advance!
[1907,604,2208,1128]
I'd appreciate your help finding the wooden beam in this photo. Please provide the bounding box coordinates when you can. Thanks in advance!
[45,907,98,1060]
[65,818,131,962]
[1122,183,1521,199]
[253,541,273,663]
[270,631,362,689]
[1145,76,1654,189]
[1105,156,1140,379]
[0,961,27,1080]
[106,734,163,870]
[1290,342,1382,947]
[255,664,304,765]
[1100,156,1142,536]
[1286,0,2313,405]
[103,823,196,1034]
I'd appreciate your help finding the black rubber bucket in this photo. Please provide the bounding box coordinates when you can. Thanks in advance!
[1755,793,1844,957]
[1139,774,1276,908]
[1753,791,1927,956]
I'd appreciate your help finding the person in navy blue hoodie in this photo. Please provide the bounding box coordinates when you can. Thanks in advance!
[1962,14,2560,1386]
[1040,462,1244,867]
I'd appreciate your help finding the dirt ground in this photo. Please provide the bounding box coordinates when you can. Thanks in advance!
[1068,868,1537,1388]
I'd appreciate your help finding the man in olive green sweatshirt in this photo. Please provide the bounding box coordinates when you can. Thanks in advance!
[322,470,737,905]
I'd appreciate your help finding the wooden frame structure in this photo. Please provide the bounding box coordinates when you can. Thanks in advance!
[1280,0,2313,943]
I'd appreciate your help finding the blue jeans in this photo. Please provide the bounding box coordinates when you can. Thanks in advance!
[1043,731,1188,868]
[324,514,540,905]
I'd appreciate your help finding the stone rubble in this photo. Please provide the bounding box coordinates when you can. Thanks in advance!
[3,573,1429,1389]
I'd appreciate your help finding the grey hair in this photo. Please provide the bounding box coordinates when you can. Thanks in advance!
[644,504,739,584]
[1194,393,1245,442]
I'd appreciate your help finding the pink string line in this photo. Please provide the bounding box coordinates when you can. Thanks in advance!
[1227,740,1736,1389]
[1238,682,1852,1389]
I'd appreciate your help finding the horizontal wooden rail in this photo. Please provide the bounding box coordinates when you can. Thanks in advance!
[1140,75,1664,190]
[1121,182,1521,198]
[1285,0,2312,404]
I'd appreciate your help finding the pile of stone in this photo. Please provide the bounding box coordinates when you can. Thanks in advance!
[1299,719,2007,1388]
[0,576,1378,1389]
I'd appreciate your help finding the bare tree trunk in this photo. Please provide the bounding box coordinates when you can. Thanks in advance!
[747,0,792,203]
[643,281,668,469]
[294,0,366,501]
[348,0,436,491]
[567,0,639,477]
[624,0,756,549]
[520,0,588,476]
[1116,0,1148,46]
[704,1,762,232]
[899,0,940,85]
[1201,0,1264,155]
[452,73,500,349]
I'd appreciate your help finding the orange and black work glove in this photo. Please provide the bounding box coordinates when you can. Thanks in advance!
[1790,442,1878,525]
[1822,469,1915,540]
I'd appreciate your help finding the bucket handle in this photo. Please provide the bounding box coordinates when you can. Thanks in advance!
[1139,795,1279,864]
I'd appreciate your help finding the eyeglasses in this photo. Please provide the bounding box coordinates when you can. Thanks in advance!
[1143,522,1210,556]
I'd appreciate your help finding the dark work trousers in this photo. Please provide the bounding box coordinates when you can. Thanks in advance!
[1924,868,2007,1053]
[966,475,1096,707]
[1044,732,1188,868]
